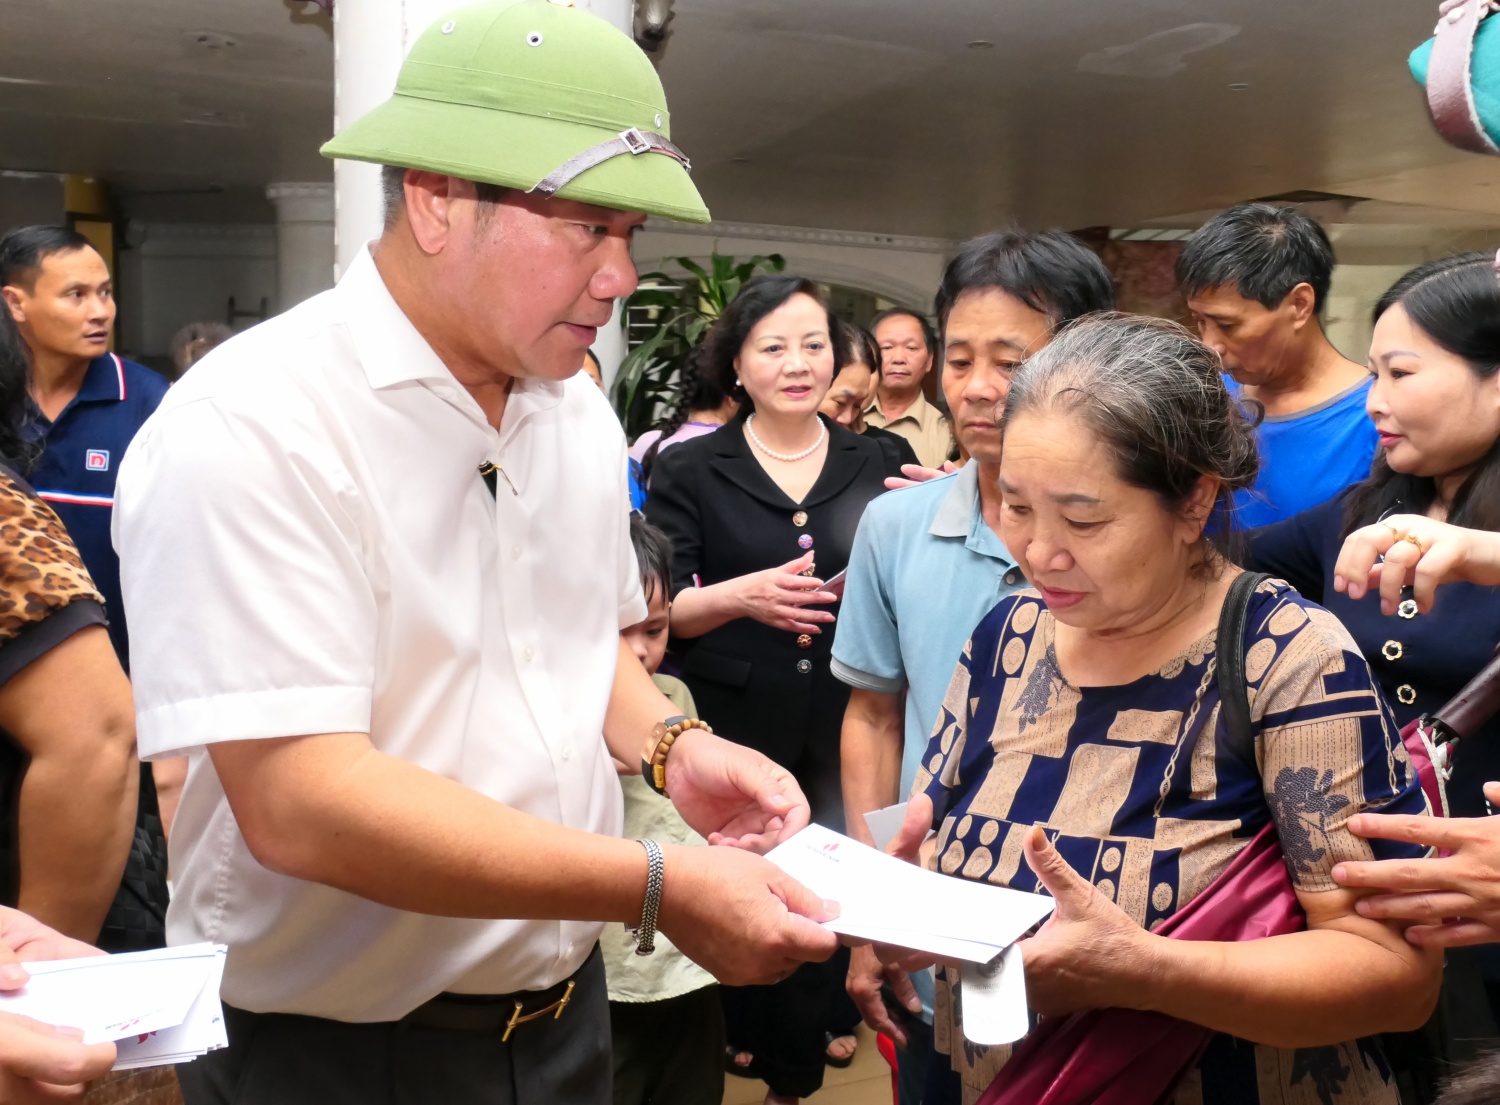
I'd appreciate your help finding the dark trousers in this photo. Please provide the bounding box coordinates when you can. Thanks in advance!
[898,1017,961,1105]
[722,946,849,1099]
[179,949,610,1105]
[609,986,724,1105]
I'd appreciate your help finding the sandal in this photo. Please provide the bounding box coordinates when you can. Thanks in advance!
[824,1031,858,1069]
[725,1045,759,1079]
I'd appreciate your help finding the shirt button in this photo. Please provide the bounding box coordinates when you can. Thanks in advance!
[796,659,812,674]
[1396,684,1417,706]
[1004,569,1022,586]
[523,646,535,662]
[511,545,523,560]
[561,744,573,761]
[1382,640,1404,662]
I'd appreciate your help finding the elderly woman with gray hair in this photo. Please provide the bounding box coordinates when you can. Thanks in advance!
[876,315,1441,1105]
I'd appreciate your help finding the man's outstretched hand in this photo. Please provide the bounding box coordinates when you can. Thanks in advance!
[666,729,811,853]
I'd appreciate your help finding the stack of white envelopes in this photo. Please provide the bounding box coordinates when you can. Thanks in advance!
[0,943,228,1069]
[766,822,1055,1045]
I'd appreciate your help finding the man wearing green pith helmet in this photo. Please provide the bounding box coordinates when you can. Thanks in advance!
[112,3,840,1102]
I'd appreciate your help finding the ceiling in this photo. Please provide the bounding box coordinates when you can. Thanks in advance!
[3,0,1500,235]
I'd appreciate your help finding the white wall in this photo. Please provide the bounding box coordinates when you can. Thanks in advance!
[122,223,276,358]
[1324,264,1412,365]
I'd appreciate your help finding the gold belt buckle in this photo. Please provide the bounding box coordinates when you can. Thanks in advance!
[501,980,575,1043]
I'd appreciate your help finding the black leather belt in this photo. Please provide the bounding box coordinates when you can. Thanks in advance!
[401,947,596,1042]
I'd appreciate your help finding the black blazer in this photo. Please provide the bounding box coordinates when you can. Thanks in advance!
[1247,493,1500,819]
[645,415,903,824]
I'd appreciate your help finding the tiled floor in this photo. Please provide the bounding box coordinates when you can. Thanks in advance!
[722,1025,893,1105]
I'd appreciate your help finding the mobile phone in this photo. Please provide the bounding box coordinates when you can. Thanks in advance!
[879,981,923,1039]
[823,568,848,599]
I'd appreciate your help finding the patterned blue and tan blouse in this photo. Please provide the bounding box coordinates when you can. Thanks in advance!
[914,579,1430,1105]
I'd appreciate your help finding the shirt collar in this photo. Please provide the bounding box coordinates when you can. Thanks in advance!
[74,353,126,404]
[337,243,566,423]
[865,390,936,427]
[929,461,1013,564]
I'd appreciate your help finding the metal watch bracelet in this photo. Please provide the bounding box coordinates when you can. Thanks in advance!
[633,839,665,956]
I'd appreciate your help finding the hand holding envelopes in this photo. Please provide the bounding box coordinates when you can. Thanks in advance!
[765,824,1052,1043]
[0,943,228,1069]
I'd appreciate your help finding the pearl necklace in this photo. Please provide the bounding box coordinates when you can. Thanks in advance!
[746,414,826,462]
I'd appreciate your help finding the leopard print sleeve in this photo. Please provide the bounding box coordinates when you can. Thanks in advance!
[0,468,105,647]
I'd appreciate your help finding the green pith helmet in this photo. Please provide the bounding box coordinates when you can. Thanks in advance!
[320,0,710,224]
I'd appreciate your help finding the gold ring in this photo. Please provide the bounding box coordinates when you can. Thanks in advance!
[1403,533,1427,555]
[1380,523,1404,543]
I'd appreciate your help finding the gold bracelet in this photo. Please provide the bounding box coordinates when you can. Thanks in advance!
[641,715,713,796]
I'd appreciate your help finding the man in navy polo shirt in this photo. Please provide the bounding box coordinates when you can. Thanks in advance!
[1,226,170,666]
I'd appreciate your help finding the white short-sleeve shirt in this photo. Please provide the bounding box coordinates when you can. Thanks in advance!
[113,246,646,1022]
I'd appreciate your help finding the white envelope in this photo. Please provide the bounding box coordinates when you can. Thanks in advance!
[959,944,1031,1045]
[765,824,1054,960]
[861,801,911,852]
[0,943,228,1069]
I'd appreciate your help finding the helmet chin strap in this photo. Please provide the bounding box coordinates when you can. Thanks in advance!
[528,128,692,198]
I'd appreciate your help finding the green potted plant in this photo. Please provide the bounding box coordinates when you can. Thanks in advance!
[612,250,784,440]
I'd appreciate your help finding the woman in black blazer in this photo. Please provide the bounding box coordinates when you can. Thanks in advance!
[646,276,904,1104]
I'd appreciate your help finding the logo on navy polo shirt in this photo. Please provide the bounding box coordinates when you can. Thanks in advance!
[85,449,109,472]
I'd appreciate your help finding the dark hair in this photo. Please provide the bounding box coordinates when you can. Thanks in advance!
[0,225,96,293]
[1342,252,1500,535]
[629,512,676,605]
[840,320,881,377]
[380,165,510,229]
[934,229,1116,330]
[0,309,38,473]
[638,344,735,483]
[1176,203,1336,312]
[699,274,843,415]
[869,308,937,359]
[1003,314,1260,574]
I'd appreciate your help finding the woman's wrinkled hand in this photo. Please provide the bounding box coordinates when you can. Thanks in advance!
[730,552,838,634]
[1016,825,1157,1017]
[1333,514,1500,616]
[1335,781,1500,947]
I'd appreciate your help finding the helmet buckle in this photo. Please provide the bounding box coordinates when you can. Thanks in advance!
[620,127,652,155]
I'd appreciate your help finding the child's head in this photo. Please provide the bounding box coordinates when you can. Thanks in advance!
[624,513,674,675]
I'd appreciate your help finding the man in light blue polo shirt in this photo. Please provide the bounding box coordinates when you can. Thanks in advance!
[832,229,1114,1105]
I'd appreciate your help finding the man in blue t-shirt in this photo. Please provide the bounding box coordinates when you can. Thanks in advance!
[1178,203,1377,528]
[1,226,170,667]
[832,229,1114,1105]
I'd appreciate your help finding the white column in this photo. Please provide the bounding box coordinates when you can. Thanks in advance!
[332,0,476,278]
[330,0,637,380]
[264,183,335,314]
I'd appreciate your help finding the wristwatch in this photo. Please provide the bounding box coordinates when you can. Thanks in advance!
[641,715,713,796]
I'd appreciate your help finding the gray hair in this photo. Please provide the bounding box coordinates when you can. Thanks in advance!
[380,165,514,230]
[170,320,234,379]
[1002,313,1260,556]
[381,165,407,229]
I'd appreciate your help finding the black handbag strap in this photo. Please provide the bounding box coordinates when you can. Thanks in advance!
[1215,572,1271,764]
